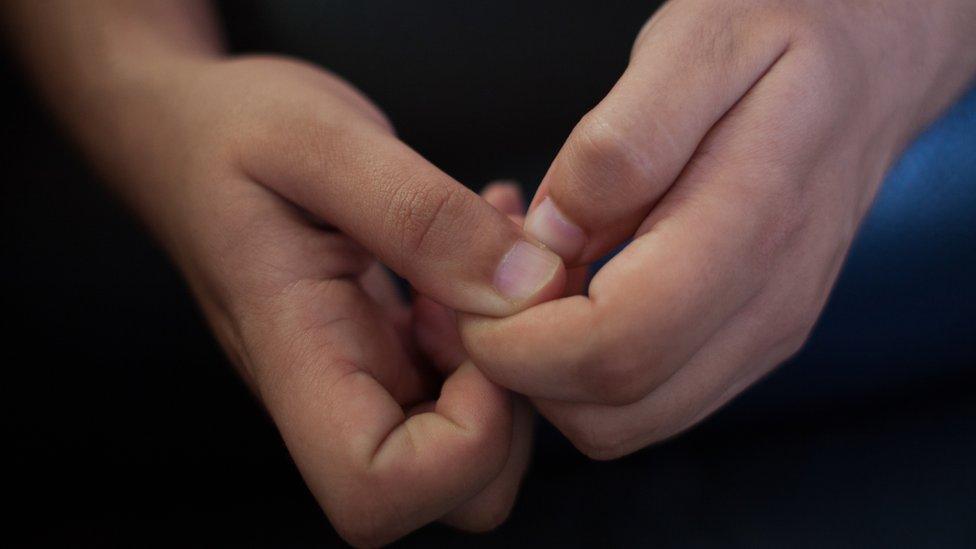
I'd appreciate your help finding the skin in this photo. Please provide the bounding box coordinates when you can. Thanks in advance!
[460,0,976,459]
[2,2,560,545]
[5,0,976,544]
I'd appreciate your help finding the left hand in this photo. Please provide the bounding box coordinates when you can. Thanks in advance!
[460,0,976,459]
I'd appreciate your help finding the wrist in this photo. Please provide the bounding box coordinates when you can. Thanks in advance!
[62,52,216,191]
[57,47,221,150]
[3,1,226,183]
[925,0,976,102]
[890,0,976,132]
[825,0,976,170]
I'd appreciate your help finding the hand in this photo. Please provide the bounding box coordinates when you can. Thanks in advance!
[460,0,976,459]
[81,55,560,545]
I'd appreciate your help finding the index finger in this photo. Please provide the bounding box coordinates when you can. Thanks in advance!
[241,77,565,317]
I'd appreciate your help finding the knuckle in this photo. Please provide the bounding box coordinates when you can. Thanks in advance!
[385,180,467,265]
[729,0,812,42]
[662,0,775,64]
[770,2,824,43]
[694,10,749,68]
[568,112,659,205]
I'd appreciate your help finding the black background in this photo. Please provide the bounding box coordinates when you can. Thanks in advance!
[5,1,976,546]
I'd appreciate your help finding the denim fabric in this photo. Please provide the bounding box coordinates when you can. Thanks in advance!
[738,83,976,413]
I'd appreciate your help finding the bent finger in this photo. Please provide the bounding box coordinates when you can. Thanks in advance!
[250,282,514,546]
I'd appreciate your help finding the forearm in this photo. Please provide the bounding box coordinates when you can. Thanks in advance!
[2,1,227,233]
[2,0,222,96]
[885,0,976,130]
[1,1,223,174]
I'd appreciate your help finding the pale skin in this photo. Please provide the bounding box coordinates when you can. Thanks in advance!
[4,0,975,545]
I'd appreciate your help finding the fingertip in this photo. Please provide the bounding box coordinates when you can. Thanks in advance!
[492,240,566,307]
[523,196,587,262]
[482,180,526,215]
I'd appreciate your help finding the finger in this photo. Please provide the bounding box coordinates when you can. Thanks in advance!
[480,180,526,215]
[523,4,792,264]
[244,110,564,317]
[441,397,535,532]
[414,294,466,374]
[359,261,407,314]
[414,180,528,374]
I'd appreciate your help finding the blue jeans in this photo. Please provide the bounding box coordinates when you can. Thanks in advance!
[735,83,976,414]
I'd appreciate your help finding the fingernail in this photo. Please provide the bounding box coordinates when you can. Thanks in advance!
[494,241,562,302]
[524,197,585,259]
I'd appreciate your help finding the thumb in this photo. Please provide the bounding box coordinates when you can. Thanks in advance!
[523,7,790,265]
[244,115,565,317]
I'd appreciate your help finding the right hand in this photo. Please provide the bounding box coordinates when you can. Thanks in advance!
[91,55,564,546]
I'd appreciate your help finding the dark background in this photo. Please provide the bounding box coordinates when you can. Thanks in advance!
[5,1,975,546]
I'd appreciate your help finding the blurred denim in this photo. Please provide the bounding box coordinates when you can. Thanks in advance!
[737,83,976,414]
